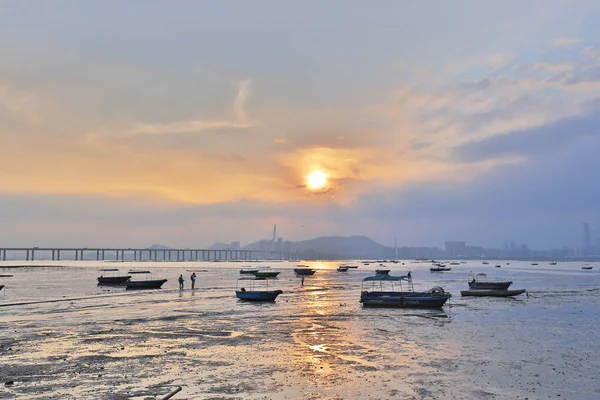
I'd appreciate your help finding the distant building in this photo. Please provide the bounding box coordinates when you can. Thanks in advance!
[583,223,591,255]
[276,237,283,253]
[445,241,466,257]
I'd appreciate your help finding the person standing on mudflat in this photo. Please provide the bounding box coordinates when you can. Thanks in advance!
[190,272,197,289]
[178,274,184,290]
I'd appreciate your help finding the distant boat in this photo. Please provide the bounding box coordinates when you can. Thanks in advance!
[294,267,316,276]
[482,261,489,265]
[252,270,280,278]
[461,289,526,297]
[495,265,501,268]
[549,262,558,265]
[582,265,593,270]
[360,274,451,308]
[430,263,451,272]
[531,262,539,266]
[468,273,512,290]
[125,271,167,290]
[235,277,282,302]
[97,268,131,285]
[375,269,390,275]
[449,262,460,265]
[240,267,259,274]
[337,266,349,272]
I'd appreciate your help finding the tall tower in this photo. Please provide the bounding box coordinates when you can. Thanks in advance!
[582,222,591,255]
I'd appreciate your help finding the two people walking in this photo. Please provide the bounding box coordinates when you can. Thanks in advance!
[178,272,197,290]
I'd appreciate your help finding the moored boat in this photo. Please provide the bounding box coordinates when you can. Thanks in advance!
[468,273,512,290]
[125,270,167,290]
[375,269,390,275]
[97,268,131,285]
[360,273,451,308]
[549,262,557,265]
[460,289,526,297]
[236,277,282,302]
[294,267,316,275]
[337,266,349,272]
[252,270,280,278]
[430,263,451,272]
[581,265,593,270]
[0,284,4,291]
[240,267,259,274]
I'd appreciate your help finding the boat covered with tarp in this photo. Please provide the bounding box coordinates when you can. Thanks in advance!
[97,268,131,285]
[468,272,512,290]
[360,273,451,308]
[235,277,282,301]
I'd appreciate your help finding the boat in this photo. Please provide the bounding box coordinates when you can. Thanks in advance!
[343,265,359,269]
[430,263,451,272]
[125,271,167,290]
[460,289,526,297]
[449,262,460,265]
[97,268,131,285]
[337,266,349,272]
[363,262,370,266]
[495,264,501,268]
[581,265,593,270]
[531,262,538,266]
[294,267,316,275]
[468,273,512,290]
[549,262,557,265]
[482,261,489,265]
[252,270,280,278]
[235,277,282,302]
[375,269,390,275]
[360,274,451,308]
[0,285,4,291]
[240,267,259,274]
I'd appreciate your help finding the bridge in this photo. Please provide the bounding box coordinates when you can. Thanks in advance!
[0,247,300,262]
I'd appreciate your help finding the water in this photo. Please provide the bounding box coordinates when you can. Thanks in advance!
[1,260,599,399]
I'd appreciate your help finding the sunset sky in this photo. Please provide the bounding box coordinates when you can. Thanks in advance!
[2,1,600,249]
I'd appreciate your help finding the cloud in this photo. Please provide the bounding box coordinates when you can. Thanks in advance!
[552,37,581,48]
[123,79,254,137]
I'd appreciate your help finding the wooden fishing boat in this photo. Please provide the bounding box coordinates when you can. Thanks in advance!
[294,267,316,275]
[468,273,512,290]
[236,277,283,302]
[97,268,131,285]
[460,289,526,297]
[252,270,280,278]
[337,266,349,272]
[375,269,390,275]
[430,263,451,272]
[581,265,593,270]
[360,274,451,308]
[240,267,259,274]
[125,271,167,290]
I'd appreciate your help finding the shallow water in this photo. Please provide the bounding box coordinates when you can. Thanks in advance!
[1,260,599,399]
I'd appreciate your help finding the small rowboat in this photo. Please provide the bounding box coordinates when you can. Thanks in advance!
[460,289,526,297]
[337,266,349,272]
[252,271,280,278]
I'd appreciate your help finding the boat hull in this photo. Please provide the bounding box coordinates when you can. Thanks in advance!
[236,290,282,302]
[125,279,168,290]
[252,271,280,278]
[240,269,259,274]
[468,281,512,290]
[461,289,526,297]
[430,268,451,272]
[375,269,390,275]
[97,276,131,285]
[0,285,4,291]
[337,267,349,272]
[360,291,451,308]
[294,269,316,275]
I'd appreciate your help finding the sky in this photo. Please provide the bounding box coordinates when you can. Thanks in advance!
[1,0,600,249]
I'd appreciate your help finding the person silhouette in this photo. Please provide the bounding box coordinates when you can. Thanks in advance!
[178,274,184,290]
[190,272,197,289]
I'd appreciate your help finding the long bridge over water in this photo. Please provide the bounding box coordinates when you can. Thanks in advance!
[0,247,300,262]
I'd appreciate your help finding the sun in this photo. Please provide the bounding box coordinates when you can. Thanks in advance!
[307,170,328,190]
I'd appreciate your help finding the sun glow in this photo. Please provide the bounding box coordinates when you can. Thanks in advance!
[307,170,328,190]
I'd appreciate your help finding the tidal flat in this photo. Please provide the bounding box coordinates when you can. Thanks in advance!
[1,261,599,399]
